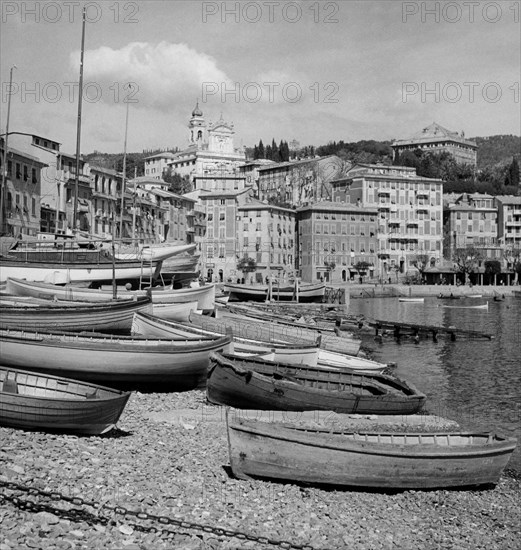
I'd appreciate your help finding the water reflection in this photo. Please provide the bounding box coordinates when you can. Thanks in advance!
[349,296,521,470]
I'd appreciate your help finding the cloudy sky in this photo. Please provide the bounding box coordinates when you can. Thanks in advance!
[1,1,519,154]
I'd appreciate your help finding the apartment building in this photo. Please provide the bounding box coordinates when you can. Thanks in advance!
[237,198,296,283]
[297,202,378,283]
[496,196,521,250]
[392,122,477,166]
[197,188,253,282]
[257,155,346,207]
[331,164,444,279]
[443,193,501,260]
[0,137,47,237]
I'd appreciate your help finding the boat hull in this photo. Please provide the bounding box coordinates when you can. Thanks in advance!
[0,260,161,284]
[0,329,231,390]
[227,417,517,489]
[208,354,426,414]
[0,367,130,435]
[6,277,216,311]
[225,282,325,303]
[0,297,152,332]
[205,311,361,356]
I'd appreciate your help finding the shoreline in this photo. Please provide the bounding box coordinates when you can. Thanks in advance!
[2,390,519,549]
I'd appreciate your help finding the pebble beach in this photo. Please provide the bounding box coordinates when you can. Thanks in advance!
[1,390,520,550]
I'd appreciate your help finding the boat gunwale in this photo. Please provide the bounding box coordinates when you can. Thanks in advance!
[0,367,130,400]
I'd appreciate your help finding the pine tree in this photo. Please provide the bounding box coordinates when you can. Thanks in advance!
[253,145,259,160]
[258,139,265,159]
[265,145,272,160]
[505,157,520,187]
[271,139,280,162]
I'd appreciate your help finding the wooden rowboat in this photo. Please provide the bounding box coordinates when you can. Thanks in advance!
[0,296,152,332]
[132,312,320,366]
[225,282,325,303]
[0,328,232,390]
[398,298,424,303]
[132,312,389,373]
[0,367,130,435]
[6,277,216,311]
[151,301,199,321]
[207,353,426,414]
[201,311,362,356]
[227,415,517,489]
[442,303,489,309]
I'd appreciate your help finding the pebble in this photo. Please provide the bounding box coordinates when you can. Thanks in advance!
[0,389,519,550]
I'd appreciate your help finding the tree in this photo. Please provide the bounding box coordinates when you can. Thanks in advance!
[271,139,280,163]
[163,168,192,194]
[253,144,259,160]
[504,247,521,285]
[236,256,257,279]
[411,253,429,281]
[505,157,520,187]
[258,140,265,159]
[324,260,336,282]
[452,246,483,284]
[353,261,371,281]
[484,260,502,285]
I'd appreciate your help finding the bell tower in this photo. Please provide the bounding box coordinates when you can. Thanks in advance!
[188,100,207,148]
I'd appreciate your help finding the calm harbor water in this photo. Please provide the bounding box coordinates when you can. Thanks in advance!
[348,295,521,471]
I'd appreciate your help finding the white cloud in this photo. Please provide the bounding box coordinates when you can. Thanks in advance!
[70,41,232,111]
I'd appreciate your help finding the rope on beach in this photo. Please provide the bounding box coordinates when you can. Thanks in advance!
[0,479,328,550]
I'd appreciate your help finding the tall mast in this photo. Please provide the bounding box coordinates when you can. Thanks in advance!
[72,6,86,232]
[119,83,131,241]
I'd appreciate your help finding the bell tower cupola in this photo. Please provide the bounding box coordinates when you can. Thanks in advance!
[188,100,207,148]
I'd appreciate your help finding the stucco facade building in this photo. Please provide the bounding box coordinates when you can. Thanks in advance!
[297,202,378,283]
[392,123,477,166]
[331,164,444,279]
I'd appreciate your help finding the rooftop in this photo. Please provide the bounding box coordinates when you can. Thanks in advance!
[392,122,477,149]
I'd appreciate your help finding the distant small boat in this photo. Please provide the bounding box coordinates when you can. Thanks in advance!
[466,294,482,299]
[493,296,505,302]
[0,367,130,435]
[442,303,488,310]
[227,415,517,489]
[398,297,424,303]
[437,294,460,300]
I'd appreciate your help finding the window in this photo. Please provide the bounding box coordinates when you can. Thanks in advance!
[220,199,225,205]
[219,213,225,221]
[243,223,248,231]
[31,198,36,216]
[207,213,213,222]
[16,163,21,178]
[32,168,37,184]
[256,222,261,231]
